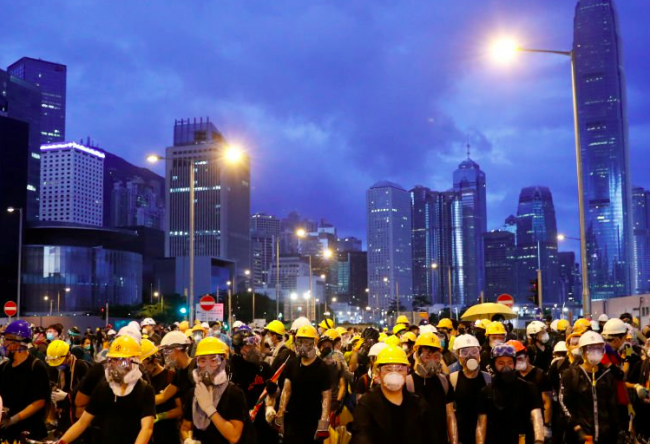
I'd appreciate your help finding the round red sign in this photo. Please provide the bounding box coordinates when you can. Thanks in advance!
[4,301,17,317]
[496,294,514,308]
[199,295,216,311]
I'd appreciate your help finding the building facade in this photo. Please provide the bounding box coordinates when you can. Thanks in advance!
[573,0,633,299]
[337,250,368,307]
[484,229,516,302]
[632,187,650,294]
[558,251,581,305]
[410,186,435,304]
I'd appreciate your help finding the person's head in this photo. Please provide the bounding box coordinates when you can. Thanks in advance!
[265,320,287,346]
[602,318,628,351]
[486,321,507,348]
[83,336,93,352]
[598,314,609,332]
[409,325,420,336]
[140,318,156,335]
[553,341,568,359]
[620,313,633,325]
[46,339,71,369]
[526,321,549,345]
[566,332,582,359]
[491,343,517,376]
[318,318,335,336]
[295,325,319,361]
[573,318,592,336]
[190,325,206,343]
[507,340,529,372]
[400,332,417,355]
[160,330,191,369]
[413,333,443,377]
[319,329,341,356]
[579,331,606,367]
[393,323,407,338]
[368,342,388,371]
[2,320,32,361]
[232,330,262,364]
[456,322,469,336]
[139,339,160,375]
[46,323,63,342]
[194,337,229,386]
[105,335,141,386]
[375,345,410,393]
[436,318,454,336]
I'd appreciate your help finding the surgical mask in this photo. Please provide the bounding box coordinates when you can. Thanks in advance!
[489,338,504,348]
[515,360,527,372]
[586,350,604,366]
[464,358,479,372]
[571,348,582,358]
[440,339,447,349]
[383,372,405,391]
[46,333,56,341]
[84,345,91,351]
[540,333,550,344]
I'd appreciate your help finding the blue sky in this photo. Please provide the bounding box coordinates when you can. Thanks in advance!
[3,1,649,255]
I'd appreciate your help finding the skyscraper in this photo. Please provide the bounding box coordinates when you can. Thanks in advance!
[165,118,250,274]
[250,213,280,288]
[515,186,561,304]
[558,251,581,304]
[40,142,104,226]
[452,149,487,303]
[367,181,412,311]
[410,186,435,303]
[251,213,281,238]
[8,57,66,145]
[632,187,650,294]
[484,229,516,302]
[573,0,633,299]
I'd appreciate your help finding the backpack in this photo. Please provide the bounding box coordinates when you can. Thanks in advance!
[449,370,491,390]
[406,373,450,395]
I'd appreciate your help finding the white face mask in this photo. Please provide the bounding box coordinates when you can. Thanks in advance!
[464,358,479,372]
[540,333,550,344]
[383,372,406,392]
[571,347,582,358]
[516,360,527,372]
[586,350,604,366]
[489,338,504,348]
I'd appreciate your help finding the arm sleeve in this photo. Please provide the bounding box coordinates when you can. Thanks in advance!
[140,384,156,419]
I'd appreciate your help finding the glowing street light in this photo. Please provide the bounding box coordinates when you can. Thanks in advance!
[296,228,307,238]
[489,38,521,64]
[224,145,244,164]
[322,248,333,259]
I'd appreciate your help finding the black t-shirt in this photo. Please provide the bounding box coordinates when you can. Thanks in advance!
[477,378,542,444]
[86,379,155,444]
[521,366,551,406]
[385,392,407,444]
[411,373,454,444]
[454,371,488,444]
[0,355,50,440]
[150,368,180,444]
[285,357,331,432]
[172,360,196,401]
[78,362,106,396]
[183,382,254,444]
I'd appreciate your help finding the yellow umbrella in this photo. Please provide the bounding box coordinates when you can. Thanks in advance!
[461,303,516,321]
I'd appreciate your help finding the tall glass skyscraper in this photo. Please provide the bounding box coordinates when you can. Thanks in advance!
[631,187,650,294]
[410,186,435,302]
[515,186,561,304]
[573,0,633,299]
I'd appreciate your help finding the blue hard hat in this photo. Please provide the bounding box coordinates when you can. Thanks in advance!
[491,343,516,360]
[3,320,32,342]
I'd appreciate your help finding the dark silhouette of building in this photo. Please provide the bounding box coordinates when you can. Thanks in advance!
[484,229,516,302]
[632,187,650,294]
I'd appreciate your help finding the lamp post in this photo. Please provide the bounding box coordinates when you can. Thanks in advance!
[295,228,332,320]
[58,287,70,315]
[44,295,52,316]
[490,39,590,316]
[7,207,23,318]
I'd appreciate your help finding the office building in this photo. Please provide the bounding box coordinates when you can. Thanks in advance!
[558,251,581,304]
[366,181,412,311]
[410,186,435,303]
[632,187,650,294]
[40,142,104,226]
[338,237,362,252]
[484,229,516,302]
[251,213,280,238]
[337,250,368,307]
[573,0,633,299]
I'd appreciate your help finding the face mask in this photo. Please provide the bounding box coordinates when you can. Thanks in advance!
[108,366,129,384]
[297,345,316,360]
[571,348,582,358]
[84,345,91,351]
[46,333,56,341]
[440,339,447,349]
[383,372,405,392]
[540,333,550,344]
[489,338,504,348]
[497,367,516,384]
[417,361,441,377]
[199,367,228,386]
[164,352,178,369]
[464,358,479,372]
[243,347,262,365]
[320,347,333,359]
[515,360,527,372]
[402,345,409,352]
[192,332,204,342]
[586,350,604,366]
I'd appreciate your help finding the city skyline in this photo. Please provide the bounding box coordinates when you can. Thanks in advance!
[2,2,649,260]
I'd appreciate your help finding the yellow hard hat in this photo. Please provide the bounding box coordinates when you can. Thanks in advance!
[191,324,206,334]
[46,340,70,367]
[378,332,388,342]
[413,332,442,353]
[107,336,141,360]
[557,319,570,332]
[396,315,409,325]
[140,339,158,361]
[266,320,286,336]
[486,321,506,336]
[296,325,319,340]
[393,324,407,335]
[384,335,401,347]
[195,337,229,357]
[573,318,592,335]
[335,327,347,336]
[179,320,189,332]
[437,318,453,330]
[400,331,417,343]
[375,345,410,367]
[185,329,193,337]
[322,329,341,341]
[319,318,335,330]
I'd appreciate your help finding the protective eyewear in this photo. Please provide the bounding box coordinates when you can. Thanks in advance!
[379,364,408,373]
[458,348,480,358]
[584,345,605,354]
[568,337,580,346]
[242,336,261,347]
[295,338,315,347]
[106,358,133,368]
[197,355,224,368]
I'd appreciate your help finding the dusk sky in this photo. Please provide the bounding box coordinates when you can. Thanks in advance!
[3,1,649,256]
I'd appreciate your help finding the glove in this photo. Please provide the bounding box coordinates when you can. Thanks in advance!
[183,439,201,444]
[266,380,278,396]
[0,414,19,429]
[635,384,649,400]
[154,412,168,423]
[314,419,330,441]
[52,389,68,403]
[194,383,217,418]
[274,414,285,435]
[265,406,277,424]
[544,425,552,439]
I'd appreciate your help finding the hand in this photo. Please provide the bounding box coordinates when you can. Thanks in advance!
[266,380,278,396]
[544,426,552,439]
[52,389,68,403]
[0,414,19,429]
[314,419,330,441]
[194,383,217,418]
[274,414,284,435]
[335,400,345,416]
[265,406,277,424]
[183,439,201,444]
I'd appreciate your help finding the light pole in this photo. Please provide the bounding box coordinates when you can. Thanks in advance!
[248,287,255,320]
[44,295,52,316]
[490,39,590,316]
[227,281,233,330]
[58,287,70,315]
[7,207,23,318]
[273,234,281,319]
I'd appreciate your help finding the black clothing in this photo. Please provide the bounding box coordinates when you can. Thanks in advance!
[77,362,106,397]
[548,357,571,444]
[454,371,488,444]
[150,368,181,444]
[183,382,254,444]
[48,357,89,431]
[528,343,552,372]
[171,360,197,401]
[521,366,551,406]
[411,373,454,444]
[0,355,50,441]
[477,376,542,444]
[351,386,434,444]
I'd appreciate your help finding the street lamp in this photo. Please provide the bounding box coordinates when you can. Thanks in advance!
[489,37,591,316]
[7,207,23,318]
[44,295,53,316]
[57,287,71,315]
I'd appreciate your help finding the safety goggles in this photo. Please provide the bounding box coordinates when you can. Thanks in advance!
[106,358,134,368]
[379,364,408,374]
[568,337,580,346]
[197,355,224,368]
[241,335,261,347]
[458,347,480,358]
[295,338,315,348]
[584,345,605,354]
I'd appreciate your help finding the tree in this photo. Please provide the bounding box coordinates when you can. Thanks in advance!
[385,297,407,317]
[412,295,431,311]
[225,292,283,324]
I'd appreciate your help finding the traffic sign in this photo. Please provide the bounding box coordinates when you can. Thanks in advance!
[196,303,224,322]
[199,295,216,311]
[4,301,17,317]
[496,294,514,308]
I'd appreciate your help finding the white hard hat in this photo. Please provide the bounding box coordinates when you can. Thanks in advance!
[550,319,560,332]
[117,326,142,343]
[140,317,156,327]
[590,320,600,332]
[598,314,609,322]
[553,341,568,353]
[233,321,245,329]
[602,318,627,337]
[291,316,311,332]
[369,342,388,357]
[418,324,438,335]
[107,329,116,336]
[453,334,480,351]
[578,331,605,349]
[201,322,210,329]
[526,320,546,336]
[161,330,190,348]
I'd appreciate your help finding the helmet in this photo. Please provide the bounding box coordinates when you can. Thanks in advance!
[572,319,589,334]
[118,325,142,343]
[590,320,600,332]
[393,324,407,335]
[140,318,155,327]
[418,324,438,335]
[318,318,335,330]
[553,341,568,353]
[486,321,506,336]
[378,333,388,342]
[491,343,516,360]
[400,332,417,344]
[335,327,347,336]
[107,336,141,359]
[474,319,487,329]
[375,345,410,366]
[201,322,210,329]
[185,329,193,338]
[506,340,527,354]
[322,329,341,342]
[578,331,605,349]
[557,319,570,332]
[598,314,609,323]
[437,318,453,330]
[3,320,32,342]
[602,318,627,337]
[46,340,70,367]
[384,335,401,347]
[396,315,409,325]
[413,332,442,353]
[140,339,159,361]
[191,323,206,334]
[452,334,480,351]
[107,329,117,336]
[295,325,319,340]
[233,320,245,329]
[368,342,388,357]
[160,330,190,348]
[526,320,546,336]
[266,320,286,336]
[179,321,190,332]
[550,320,560,332]
[291,317,311,332]
[195,337,229,356]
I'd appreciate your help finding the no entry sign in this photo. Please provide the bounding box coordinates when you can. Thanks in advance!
[496,294,514,308]
[199,295,216,311]
[4,301,17,317]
